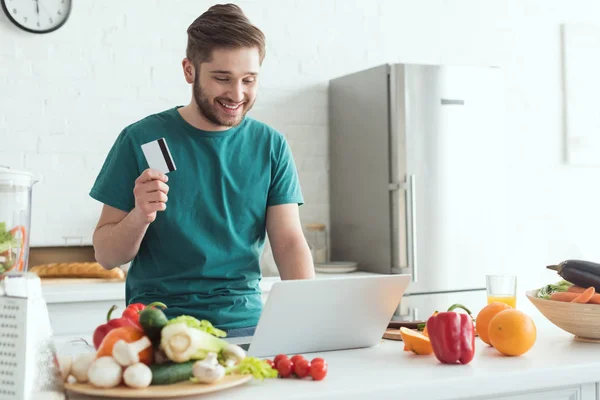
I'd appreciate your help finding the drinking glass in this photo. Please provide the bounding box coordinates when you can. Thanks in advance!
[486,274,517,308]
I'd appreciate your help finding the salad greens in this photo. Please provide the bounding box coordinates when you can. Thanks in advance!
[0,222,18,273]
[0,222,18,254]
[167,315,227,337]
[537,279,572,299]
[225,357,278,380]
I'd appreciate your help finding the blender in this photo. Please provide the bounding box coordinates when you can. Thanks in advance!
[0,166,38,274]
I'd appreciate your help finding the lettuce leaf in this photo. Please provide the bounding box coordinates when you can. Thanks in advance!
[0,222,18,255]
[166,315,227,337]
[537,280,572,299]
[0,222,11,242]
[226,357,278,380]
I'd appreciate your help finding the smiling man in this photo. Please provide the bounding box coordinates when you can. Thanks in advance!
[89,4,314,337]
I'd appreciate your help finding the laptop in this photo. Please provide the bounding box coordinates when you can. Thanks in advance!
[225,274,411,357]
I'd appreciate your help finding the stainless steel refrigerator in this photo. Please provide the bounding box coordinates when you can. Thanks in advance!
[328,63,509,321]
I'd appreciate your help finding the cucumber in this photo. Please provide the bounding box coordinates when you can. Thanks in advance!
[547,260,600,291]
[139,303,169,345]
[149,361,195,385]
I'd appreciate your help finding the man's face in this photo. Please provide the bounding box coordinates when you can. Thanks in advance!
[193,47,260,128]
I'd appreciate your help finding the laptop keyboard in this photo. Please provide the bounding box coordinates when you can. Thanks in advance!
[239,343,250,351]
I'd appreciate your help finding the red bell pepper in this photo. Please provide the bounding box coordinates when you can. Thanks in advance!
[92,305,140,350]
[121,303,146,325]
[121,301,166,326]
[426,304,475,365]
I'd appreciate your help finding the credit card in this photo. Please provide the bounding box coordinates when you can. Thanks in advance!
[141,138,176,174]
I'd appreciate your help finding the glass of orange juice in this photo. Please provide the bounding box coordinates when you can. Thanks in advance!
[486,274,517,308]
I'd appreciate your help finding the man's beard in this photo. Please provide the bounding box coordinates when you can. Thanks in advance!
[192,70,253,128]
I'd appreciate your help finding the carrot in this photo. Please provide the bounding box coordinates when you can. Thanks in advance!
[550,287,600,304]
[9,225,26,272]
[568,285,587,293]
[566,285,600,303]
[571,286,595,303]
[550,292,579,302]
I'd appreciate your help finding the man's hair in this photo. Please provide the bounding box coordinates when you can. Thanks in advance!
[186,3,266,66]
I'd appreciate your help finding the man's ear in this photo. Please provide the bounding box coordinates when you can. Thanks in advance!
[182,58,195,84]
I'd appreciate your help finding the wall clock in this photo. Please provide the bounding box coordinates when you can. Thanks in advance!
[1,0,71,34]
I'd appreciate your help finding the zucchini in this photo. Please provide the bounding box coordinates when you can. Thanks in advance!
[547,260,600,291]
[139,303,169,345]
[149,361,195,385]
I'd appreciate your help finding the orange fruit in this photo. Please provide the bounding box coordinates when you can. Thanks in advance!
[422,311,438,337]
[399,327,433,355]
[488,309,536,356]
[476,302,512,345]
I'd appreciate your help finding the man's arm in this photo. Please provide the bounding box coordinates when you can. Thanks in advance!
[266,203,315,280]
[93,169,169,269]
[92,205,151,269]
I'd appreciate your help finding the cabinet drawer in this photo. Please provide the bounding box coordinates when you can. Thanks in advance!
[48,299,126,337]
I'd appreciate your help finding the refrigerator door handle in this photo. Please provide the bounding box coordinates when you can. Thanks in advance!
[390,174,418,282]
[406,174,418,282]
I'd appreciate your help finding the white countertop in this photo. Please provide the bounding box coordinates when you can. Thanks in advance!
[66,314,600,400]
[41,271,379,303]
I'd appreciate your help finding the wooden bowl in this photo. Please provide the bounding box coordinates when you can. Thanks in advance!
[526,289,600,341]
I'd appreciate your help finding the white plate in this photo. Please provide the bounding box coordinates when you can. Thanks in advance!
[314,261,358,274]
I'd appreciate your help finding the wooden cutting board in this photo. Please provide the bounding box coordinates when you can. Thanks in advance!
[383,328,403,341]
[383,321,426,341]
[39,278,125,284]
[65,374,252,398]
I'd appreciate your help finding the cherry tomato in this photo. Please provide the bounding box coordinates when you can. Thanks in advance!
[311,357,327,366]
[309,361,328,381]
[291,354,305,365]
[294,358,311,378]
[273,354,288,367]
[265,359,275,369]
[276,358,294,378]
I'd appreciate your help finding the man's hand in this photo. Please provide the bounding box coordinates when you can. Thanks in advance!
[132,169,170,224]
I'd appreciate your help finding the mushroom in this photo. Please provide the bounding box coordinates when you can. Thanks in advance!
[192,353,225,384]
[123,363,152,388]
[222,343,246,366]
[153,348,169,364]
[71,352,97,383]
[57,355,72,382]
[87,356,123,388]
[112,336,152,367]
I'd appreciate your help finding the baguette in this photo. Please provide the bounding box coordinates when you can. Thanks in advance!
[29,262,125,280]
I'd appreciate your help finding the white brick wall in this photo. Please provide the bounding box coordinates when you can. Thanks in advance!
[2,1,600,288]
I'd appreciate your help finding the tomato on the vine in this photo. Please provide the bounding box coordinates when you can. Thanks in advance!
[309,361,328,381]
[311,357,327,366]
[290,354,305,365]
[273,354,288,367]
[276,358,294,378]
[294,358,311,378]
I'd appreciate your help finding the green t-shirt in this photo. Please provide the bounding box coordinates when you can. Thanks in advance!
[89,106,304,330]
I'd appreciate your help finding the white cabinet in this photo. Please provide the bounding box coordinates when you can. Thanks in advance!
[49,299,126,337]
[49,299,126,353]
[478,383,597,400]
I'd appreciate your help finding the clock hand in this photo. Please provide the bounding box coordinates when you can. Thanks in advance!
[35,0,39,16]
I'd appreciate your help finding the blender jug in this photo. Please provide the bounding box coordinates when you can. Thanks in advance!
[0,166,38,274]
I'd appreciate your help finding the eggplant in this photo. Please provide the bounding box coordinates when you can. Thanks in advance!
[547,259,600,291]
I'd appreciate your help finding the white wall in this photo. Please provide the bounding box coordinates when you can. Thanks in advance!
[2,1,600,290]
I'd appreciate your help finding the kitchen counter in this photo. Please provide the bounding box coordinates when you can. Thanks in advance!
[41,271,379,303]
[45,271,381,345]
[66,314,600,400]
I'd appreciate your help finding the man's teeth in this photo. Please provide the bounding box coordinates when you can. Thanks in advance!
[218,101,241,110]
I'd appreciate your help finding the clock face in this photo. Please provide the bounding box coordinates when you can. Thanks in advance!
[1,0,71,34]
